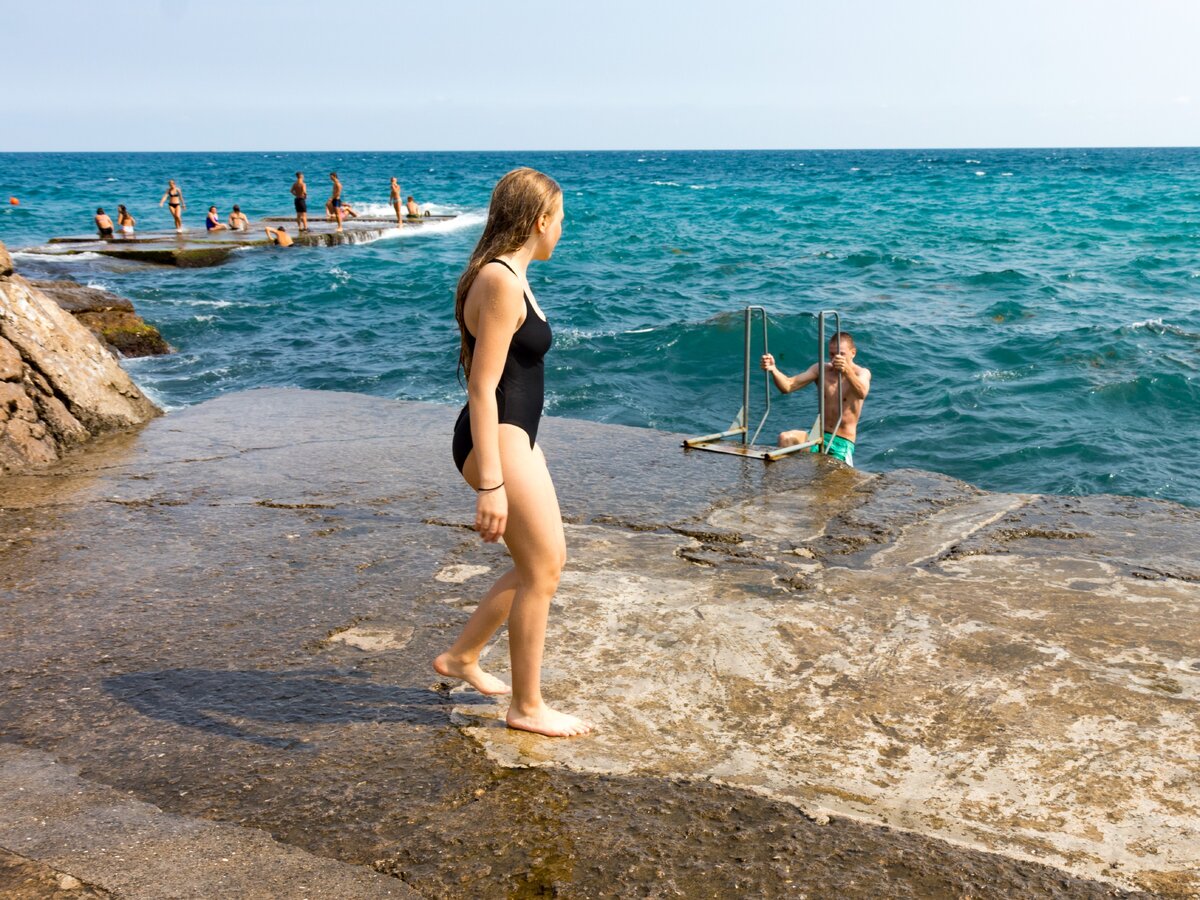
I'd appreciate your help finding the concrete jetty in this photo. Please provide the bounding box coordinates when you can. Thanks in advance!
[0,389,1194,897]
[31,215,458,268]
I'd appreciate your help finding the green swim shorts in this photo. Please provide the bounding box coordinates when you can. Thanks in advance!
[811,432,855,467]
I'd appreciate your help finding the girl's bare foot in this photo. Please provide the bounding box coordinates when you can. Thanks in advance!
[506,704,593,737]
[432,653,511,695]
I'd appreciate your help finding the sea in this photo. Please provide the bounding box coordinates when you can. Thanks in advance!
[1,149,1198,507]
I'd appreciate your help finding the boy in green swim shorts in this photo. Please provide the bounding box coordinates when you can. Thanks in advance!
[761,332,871,467]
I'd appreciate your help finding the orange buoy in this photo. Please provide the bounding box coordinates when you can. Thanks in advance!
[7,197,18,206]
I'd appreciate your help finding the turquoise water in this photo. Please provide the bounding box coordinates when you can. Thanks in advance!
[2,149,1198,506]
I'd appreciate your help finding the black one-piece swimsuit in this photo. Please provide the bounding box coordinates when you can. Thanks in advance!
[452,260,553,473]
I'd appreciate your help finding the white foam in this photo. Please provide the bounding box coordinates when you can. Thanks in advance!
[192,315,215,323]
[1000,172,1014,177]
[12,250,105,262]
[651,181,681,187]
[355,211,486,244]
[975,170,986,176]
[167,298,232,308]
[688,184,715,190]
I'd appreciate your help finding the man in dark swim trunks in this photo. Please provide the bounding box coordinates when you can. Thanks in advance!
[94,208,114,239]
[290,172,308,232]
[329,172,344,233]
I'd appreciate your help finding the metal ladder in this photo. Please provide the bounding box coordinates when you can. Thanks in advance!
[683,306,843,461]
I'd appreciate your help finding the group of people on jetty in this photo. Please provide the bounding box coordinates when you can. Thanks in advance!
[433,167,871,738]
[92,172,426,245]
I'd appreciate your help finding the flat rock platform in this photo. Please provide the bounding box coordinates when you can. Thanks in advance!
[31,216,457,268]
[0,389,1196,897]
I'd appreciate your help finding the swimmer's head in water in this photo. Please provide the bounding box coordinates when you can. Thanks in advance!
[830,332,856,357]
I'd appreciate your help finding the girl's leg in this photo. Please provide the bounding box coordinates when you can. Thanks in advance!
[432,567,517,695]
[498,432,590,737]
[431,430,520,695]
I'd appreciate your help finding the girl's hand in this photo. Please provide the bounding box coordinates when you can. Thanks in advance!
[475,486,507,542]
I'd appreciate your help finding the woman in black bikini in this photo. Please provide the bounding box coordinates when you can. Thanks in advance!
[433,168,592,738]
[158,179,185,232]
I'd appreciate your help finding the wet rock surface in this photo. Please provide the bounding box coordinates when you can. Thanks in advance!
[31,279,172,357]
[0,389,1191,897]
[0,849,109,899]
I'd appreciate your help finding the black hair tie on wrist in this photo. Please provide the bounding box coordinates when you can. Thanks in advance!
[478,482,504,493]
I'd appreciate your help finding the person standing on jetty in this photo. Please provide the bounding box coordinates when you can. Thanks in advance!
[761,332,871,466]
[435,168,592,738]
[389,176,403,225]
[329,172,344,233]
[290,172,308,232]
[159,179,185,232]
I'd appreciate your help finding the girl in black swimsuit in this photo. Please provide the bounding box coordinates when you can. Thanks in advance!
[433,168,592,738]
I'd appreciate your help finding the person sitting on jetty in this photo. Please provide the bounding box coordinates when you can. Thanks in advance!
[324,198,359,219]
[406,195,422,218]
[94,208,114,239]
[159,179,185,232]
[329,172,344,233]
[761,332,871,467]
[390,176,403,225]
[290,172,309,232]
[264,225,294,247]
[205,206,229,232]
[228,205,250,231]
[116,205,135,237]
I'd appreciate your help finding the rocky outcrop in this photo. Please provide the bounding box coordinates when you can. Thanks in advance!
[0,241,160,474]
[32,280,172,357]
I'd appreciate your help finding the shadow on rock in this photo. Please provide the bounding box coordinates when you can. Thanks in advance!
[104,668,493,749]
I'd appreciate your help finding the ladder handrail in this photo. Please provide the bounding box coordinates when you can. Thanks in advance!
[817,310,844,455]
[744,306,771,447]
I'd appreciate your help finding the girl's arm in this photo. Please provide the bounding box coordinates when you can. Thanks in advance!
[465,266,524,542]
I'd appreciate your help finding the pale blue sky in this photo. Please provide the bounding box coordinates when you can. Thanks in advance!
[6,0,1199,150]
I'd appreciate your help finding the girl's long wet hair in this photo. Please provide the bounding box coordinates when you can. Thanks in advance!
[455,168,561,381]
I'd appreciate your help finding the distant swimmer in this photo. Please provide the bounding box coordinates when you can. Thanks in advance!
[205,206,229,232]
[761,331,871,467]
[94,207,114,239]
[159,179,185,232]
[434,168,592,738]
[406,195,421,218]
[291,172,308,232]
[228,205,250,231]
[264,225,294,247]
[390,176,402,225]
[116,204,136,237]
[329,171,344,233]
